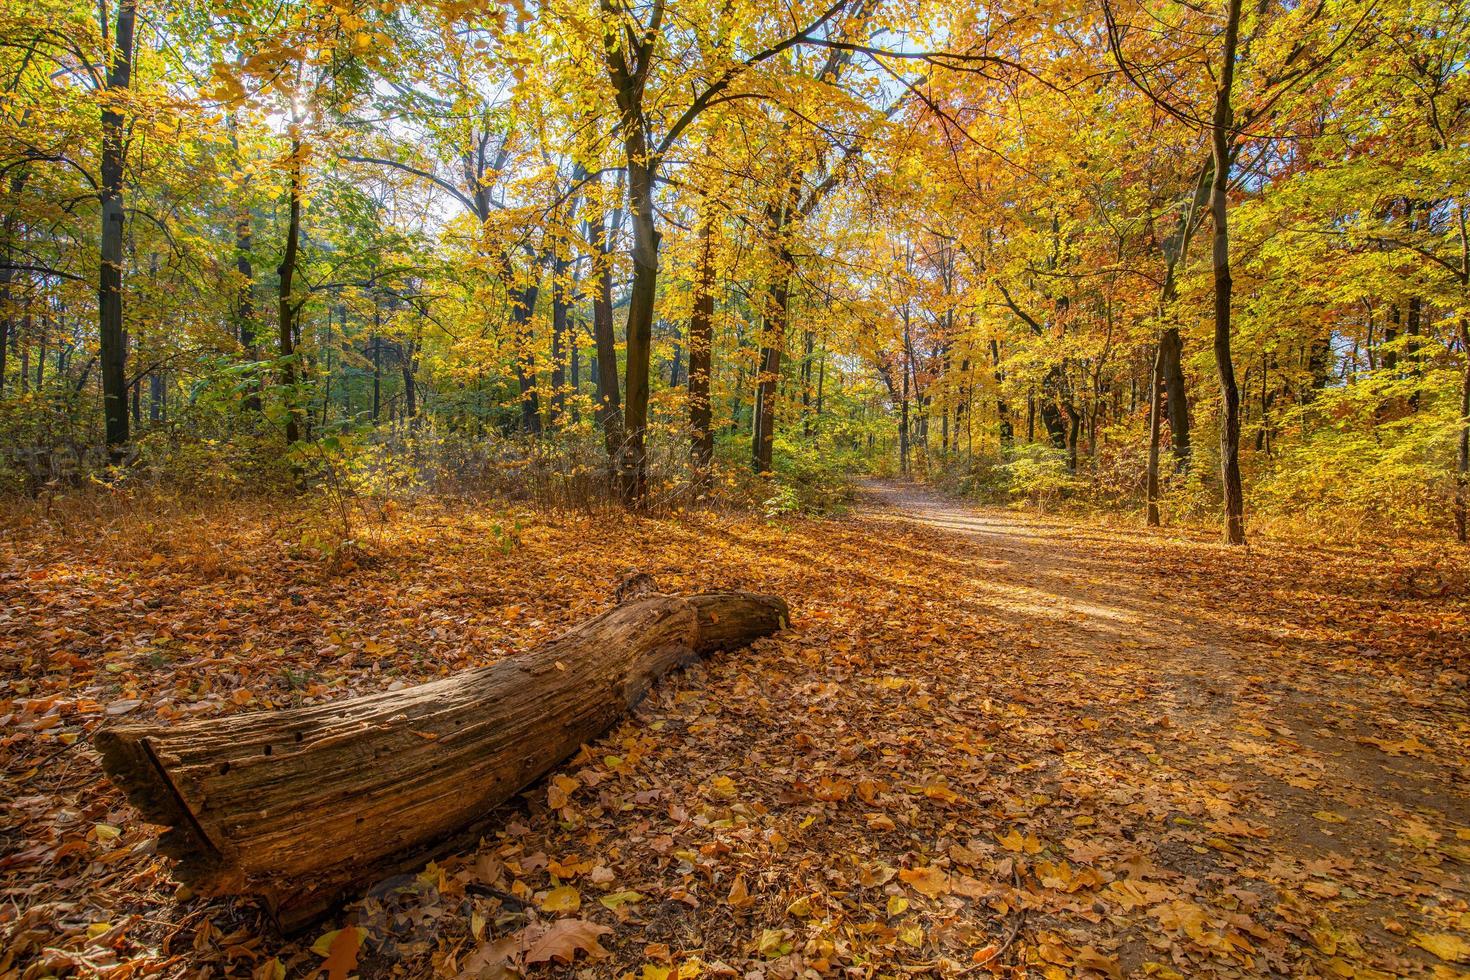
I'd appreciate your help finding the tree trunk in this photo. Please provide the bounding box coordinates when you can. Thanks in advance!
[1038,381,1069,449]
[98,0,136,462]
[1456,320,1469,543]
[899,319,911,476]
[401,334,417,420]
[688,208,715,490]
[550,250,570,425]
[1146,342,1165,527]
[510,279,542,435]
[1211,0,1247,546]
[371,298,380,421]
[990,340,1012,448]
[751,266,787,475]
[1159,327,1190,468]
[815,339,826,419]
[277,133,303,447]
[801,330,815,436]
[752,183,797,476]
[1,171,30,396]
[588,173,623,468]
[620,157,658,503]
[569,315,580,421]
[229,115,260,414]
[96,587,787,930]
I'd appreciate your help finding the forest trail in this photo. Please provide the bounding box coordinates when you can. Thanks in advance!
[857,480,1470,976]
[3,492,1468,978]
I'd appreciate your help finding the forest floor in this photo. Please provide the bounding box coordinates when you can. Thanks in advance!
[2,482,1469,979]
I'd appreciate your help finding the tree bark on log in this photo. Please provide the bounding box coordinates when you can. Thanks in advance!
[96,587,788,930]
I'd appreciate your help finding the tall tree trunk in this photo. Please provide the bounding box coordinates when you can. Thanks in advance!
[815,339,826,418]
[550,251,570,425]
[1456,319,1469,543]
[687,207,715,491]
[750,263,789,475]
[1406,295,1423,410]
[990,339,1012,447]
[98,0,136,462]
[899,308,911,475]
[569,313,580,421]
[752,181,798,476]
[371,297,380,421]
[1146,344,1165,527]
[230,114,260,413]
[277,132,303,447]
[1160,327,1190,467]
[507,275,541,435]
[401,344,417,419]
[1038,376,1069,449]
[1148,160,1207,481]
[801,330,815,436]
[620,156,658,503]
[0,170,29,395]
[588,172,622,467]
[1211,0,1247,546]
[149,371,164,423]
[237,207,260,413]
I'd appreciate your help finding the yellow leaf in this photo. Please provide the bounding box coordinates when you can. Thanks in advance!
[1413,932,1470,963]
[887,894,909,916]
[998,828,1042,853]
[541,885,581,913]
[600,890,644,910]
[757,928,790,958]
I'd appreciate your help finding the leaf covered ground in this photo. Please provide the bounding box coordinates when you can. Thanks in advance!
[2,485,1469,979]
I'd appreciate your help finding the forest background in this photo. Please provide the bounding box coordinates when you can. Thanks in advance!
[2,0,1468,544]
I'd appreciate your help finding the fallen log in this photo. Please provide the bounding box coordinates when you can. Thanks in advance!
[96,585,788,929]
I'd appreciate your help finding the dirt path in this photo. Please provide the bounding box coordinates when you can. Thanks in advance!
[860,480,1470,977]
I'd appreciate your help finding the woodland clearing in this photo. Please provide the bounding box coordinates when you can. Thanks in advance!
[2,484,1468,979]
[8,0,1470,973]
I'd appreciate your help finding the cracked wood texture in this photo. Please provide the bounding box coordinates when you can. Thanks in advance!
[94,589,788,929]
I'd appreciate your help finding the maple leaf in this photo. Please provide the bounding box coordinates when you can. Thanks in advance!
[523,918,612,965]
[458,931,523,980]
[311,926,365,980]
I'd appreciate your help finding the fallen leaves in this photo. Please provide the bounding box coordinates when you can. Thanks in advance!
[460,918,612,977]
[312,926,365,980]
[1413,932,1470,964]
[538,884,580,913]
[898,865,951,899]
[2,492,1468,979]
